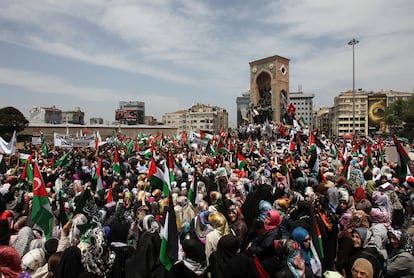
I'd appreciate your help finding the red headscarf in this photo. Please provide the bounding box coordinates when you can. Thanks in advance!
[0,246,22,278]
[353,187,367,203]
[262,209,282,232]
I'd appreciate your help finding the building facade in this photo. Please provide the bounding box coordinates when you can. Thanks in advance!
[289,91,315,129]
[115,101,145,125]
[163,104,228,135]
[332,90,413,137]
[62,107,85,125]
[90,117,104,125]
[29,106,62,124]
[317,107,333,137]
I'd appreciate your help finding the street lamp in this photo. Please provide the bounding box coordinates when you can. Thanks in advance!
[348,38,359,135]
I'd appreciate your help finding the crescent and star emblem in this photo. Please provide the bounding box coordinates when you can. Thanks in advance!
[34,177,43,191]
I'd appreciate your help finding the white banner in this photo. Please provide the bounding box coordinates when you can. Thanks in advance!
[189,131,209,147]
[54,133,95,148]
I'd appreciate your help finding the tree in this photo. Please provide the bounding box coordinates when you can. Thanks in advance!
[0,106,29,140]
[385,95,414,140]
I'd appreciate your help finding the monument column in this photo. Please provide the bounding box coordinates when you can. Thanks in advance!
[249,55,290,123]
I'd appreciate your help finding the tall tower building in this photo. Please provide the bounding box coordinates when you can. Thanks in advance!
[289,91,314,128]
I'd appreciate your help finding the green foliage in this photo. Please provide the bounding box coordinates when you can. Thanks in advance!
[385,95,414,140]
[0,106,29,140]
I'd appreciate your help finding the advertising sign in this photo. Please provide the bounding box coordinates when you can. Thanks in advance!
[368,95,386,133]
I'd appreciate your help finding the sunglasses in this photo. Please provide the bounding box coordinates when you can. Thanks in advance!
[303,237,310,242]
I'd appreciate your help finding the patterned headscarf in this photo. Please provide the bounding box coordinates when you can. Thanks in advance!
[274,239,305,276]
[137,214,163,237]
[81,227,116,277]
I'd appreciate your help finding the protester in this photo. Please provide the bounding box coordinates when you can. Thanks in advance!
[0,123,413,278]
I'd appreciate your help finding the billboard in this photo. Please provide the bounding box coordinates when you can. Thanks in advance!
[368,95,386,133]
[116,109,144,124]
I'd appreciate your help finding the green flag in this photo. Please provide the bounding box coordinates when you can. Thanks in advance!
[53,150,71,169]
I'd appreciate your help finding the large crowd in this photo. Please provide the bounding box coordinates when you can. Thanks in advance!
[1,122,414,278]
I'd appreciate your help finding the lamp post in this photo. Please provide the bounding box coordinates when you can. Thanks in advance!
[348,38,359,135]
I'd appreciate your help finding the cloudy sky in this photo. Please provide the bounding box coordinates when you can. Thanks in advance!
[0,0,413,127]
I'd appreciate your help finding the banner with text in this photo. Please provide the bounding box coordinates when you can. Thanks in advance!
[54,133,95,148]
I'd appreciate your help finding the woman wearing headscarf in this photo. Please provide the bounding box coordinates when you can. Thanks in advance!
[246,209,282,259]
[192,210,213,245]
[209,234,241,278]
[108,222,135,278]
[169,238,207,278]
[385,228,414,278]
[0,245,27,278]
[288,200,324,274]
[175,196,196,227]
[351,258,374,278]
[347,227,384,278]
[370,191,392,229]
[227,204,248,251]
[368,191,392,261]
[205,212,230,262]
[246,199,273,240]
[53,246,84,278]
[125,214,165,278]
[244,209,283,276]
[291,226,322,277]
[80,226,116,278]
[274,239,314,278]
[336,215,370,277]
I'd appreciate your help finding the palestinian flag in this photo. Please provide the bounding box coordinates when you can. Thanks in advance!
[159,193,179,271]
[376,137,385,168]
[168,152,175,184]
[106,187,113,204]
[94,157,104,193]
[148,157,167,194]
[139,148,153,160]
[21,153,34,182]
[32,161,53,239]
[95,130,103,150]
[315,220,324,259]
[53,150,71,169]
[393,136,412,179]
[237,148,247,170]
[112,147,121,176]
[309,132,316,147]
[206,140,217,156]
[162,163,172,197]
[341,156,352,179]
[187,176,197,205]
